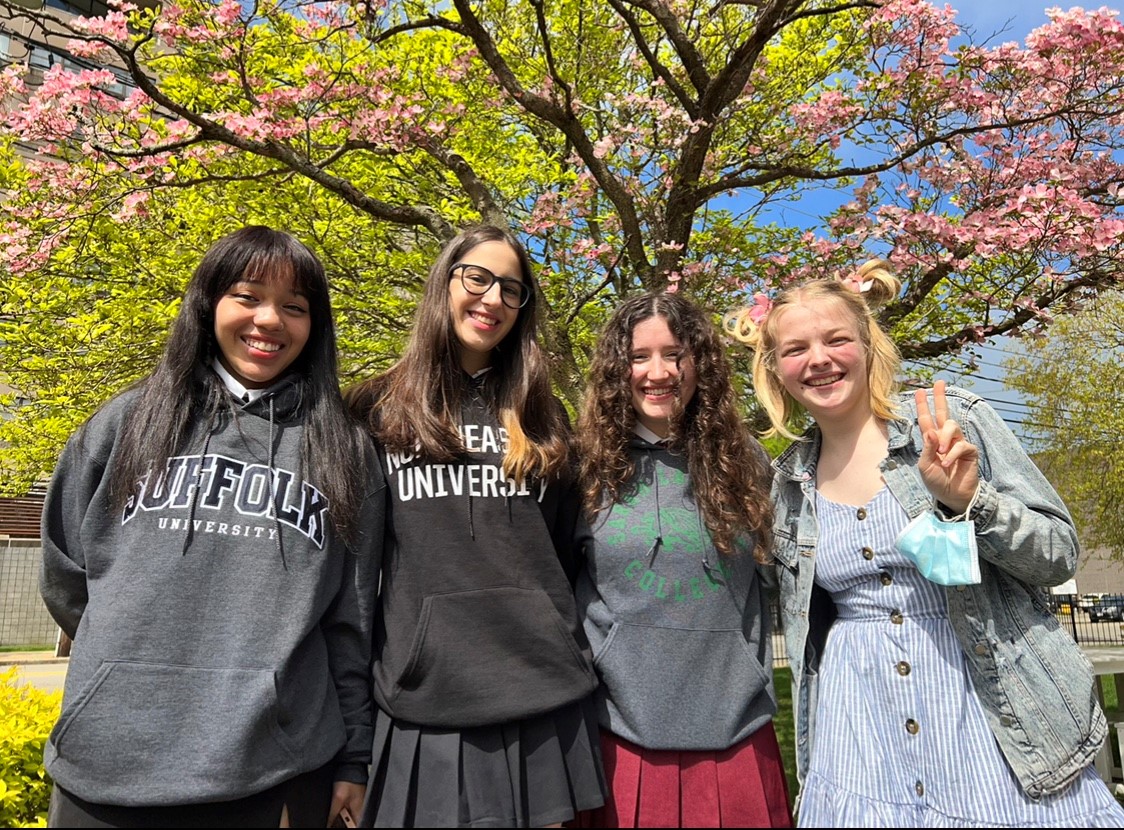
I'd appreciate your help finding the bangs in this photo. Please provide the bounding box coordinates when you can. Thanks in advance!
[238,253,303,293]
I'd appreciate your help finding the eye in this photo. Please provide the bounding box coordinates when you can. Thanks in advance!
[285,303,309,314]
[232,292,257,302]
[501,281,522,299]
[463,271,491,288]
[630,352,649,363]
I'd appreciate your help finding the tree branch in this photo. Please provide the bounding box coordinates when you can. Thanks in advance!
[450,0,651,277]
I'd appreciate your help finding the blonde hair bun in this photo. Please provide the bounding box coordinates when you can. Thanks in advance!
[835,258,900,309]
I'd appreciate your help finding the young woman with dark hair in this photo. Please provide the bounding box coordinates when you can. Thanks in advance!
[347,225,605,828]
[572,291,792,828]
[39,226,385,828]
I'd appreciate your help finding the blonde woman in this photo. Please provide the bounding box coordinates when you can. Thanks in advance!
[729,262,1124,827]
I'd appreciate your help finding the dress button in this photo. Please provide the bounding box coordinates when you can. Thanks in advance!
[890,610,903,625]
[856,507,867,520]
[861,546,875,560]
[974,642,989,655]
[879,571,893,586]
[906,719,920,735]
[1000,715,1014,727]
[915,780,925,796]
[896,661,911,676]
[886,460,898,470]
[956,585,967,592]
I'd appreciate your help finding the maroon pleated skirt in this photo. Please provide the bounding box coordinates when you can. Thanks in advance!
[572,724,793,828]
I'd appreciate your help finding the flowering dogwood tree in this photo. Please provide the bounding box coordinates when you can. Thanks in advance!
[1,0,1123,488]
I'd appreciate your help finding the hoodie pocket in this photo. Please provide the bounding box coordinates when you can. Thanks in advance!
[48,660,299,804]
[391,586,595,727]
[595,622,772,750]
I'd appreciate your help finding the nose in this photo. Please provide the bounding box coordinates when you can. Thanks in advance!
[479,281,505,308]
[648,356,675,380]
[807,343,830,366]
[254,302,284,329]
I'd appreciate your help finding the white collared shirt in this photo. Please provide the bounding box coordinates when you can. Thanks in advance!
[212,358,268,404]
[632,422,669,445]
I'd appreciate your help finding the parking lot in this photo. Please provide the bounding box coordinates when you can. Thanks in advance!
[1051,594,1124,645]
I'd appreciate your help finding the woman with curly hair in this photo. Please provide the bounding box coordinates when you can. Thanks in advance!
[572,291,793,828]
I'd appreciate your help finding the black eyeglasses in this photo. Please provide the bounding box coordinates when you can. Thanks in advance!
[449,263,531,309]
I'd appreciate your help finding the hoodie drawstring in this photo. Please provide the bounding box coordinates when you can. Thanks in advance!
[700,509,725,585]
[182,414,215,555]
[646,451,664,566]
[267,396,287,570]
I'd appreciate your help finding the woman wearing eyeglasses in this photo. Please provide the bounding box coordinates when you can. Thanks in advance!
[346,225,606,827]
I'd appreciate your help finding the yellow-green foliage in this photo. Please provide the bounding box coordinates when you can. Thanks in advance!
[0,669,60,828]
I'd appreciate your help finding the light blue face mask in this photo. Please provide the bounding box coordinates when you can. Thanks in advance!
[895,511,981,586]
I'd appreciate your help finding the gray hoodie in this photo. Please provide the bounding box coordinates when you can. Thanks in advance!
[574,434,776,750]
[39,378,385,807]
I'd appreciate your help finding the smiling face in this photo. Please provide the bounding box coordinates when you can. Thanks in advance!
[773,297,871,426]
[629,315,697,438]
[213,273,311,388]
[448,240,523,374]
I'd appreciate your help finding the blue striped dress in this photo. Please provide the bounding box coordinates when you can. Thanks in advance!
[797,487,1124,828]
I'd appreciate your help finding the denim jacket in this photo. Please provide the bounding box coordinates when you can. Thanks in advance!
[771,385,1106,800]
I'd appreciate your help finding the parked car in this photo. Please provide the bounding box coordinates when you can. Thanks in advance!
[1087,594,1124,623]
[1077,593,1106,612]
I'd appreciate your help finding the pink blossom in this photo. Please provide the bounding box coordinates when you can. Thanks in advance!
[747,293,773,324]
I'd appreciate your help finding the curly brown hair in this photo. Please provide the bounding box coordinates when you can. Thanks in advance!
[577,292,774,562]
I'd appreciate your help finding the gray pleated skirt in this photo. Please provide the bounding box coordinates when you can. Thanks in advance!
[360,697,607,827]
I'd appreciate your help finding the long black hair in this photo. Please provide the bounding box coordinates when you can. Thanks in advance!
[104,225,368,545]
[347,224,570,483]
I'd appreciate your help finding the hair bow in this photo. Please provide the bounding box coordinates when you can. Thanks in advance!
[837,273,873,293]
[747,292,773,324]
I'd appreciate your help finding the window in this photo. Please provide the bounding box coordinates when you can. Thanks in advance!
[26,42,133,99]
[44,0,110,17]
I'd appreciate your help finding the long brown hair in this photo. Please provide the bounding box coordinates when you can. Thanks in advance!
[577,292,773,561]
[347,225,569,482]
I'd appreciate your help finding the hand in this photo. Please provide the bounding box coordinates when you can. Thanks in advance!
[915,380,980,514]
[328,781,364,828]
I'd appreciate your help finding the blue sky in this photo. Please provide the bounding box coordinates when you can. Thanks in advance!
[905,3,1102,443]
[953,1,1048,42]
[938,3,1097,442]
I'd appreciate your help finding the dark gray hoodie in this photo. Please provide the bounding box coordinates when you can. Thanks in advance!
[39,378,385,807]
[574,434,776,750]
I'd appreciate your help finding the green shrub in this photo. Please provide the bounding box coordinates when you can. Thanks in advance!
[0,668,60,828]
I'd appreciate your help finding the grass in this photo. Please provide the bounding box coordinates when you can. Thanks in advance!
[1102,674,1120,710]
[0,645,53,653]
[773,666,798,808]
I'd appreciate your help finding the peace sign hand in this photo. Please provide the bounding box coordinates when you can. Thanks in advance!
[915,380,980,515]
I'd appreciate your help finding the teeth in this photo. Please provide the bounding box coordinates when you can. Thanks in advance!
[807,375,842,387]
[645,387,676,396]
[470,312,497,325]
[246,338,281,352]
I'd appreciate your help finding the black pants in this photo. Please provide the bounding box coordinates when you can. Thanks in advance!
[48,761,335,828]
